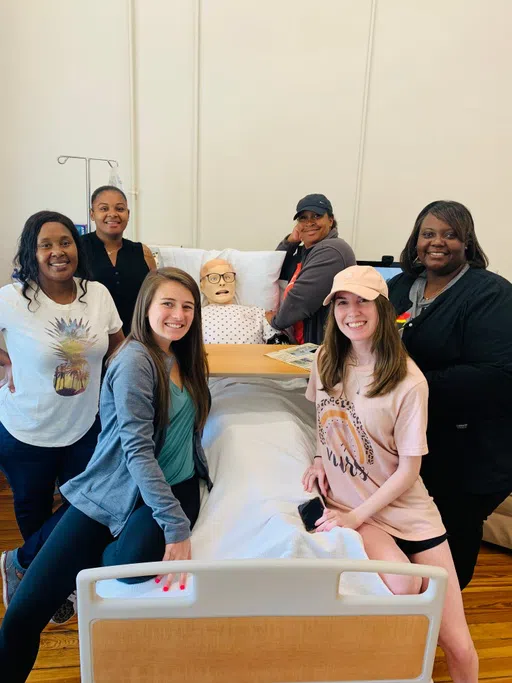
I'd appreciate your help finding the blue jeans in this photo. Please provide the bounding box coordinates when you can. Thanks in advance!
[0,475,200,682]
[0,417,101,570]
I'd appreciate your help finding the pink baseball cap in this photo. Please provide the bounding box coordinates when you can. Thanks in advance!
[323,265,389,305]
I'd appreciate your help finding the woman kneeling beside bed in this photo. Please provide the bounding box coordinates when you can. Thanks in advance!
[302,265,478,683]
[0,267,212,683]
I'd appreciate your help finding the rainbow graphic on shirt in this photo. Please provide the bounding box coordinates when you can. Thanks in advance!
[317,397,378,485]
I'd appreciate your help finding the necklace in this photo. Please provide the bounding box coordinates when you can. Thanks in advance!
[347,355,367,396]
[343,366,363,396]
[423,283,448,301]
[423,264,467,301]
[355,372,362,395]
[106,246,121,256]
[42,279,76,304]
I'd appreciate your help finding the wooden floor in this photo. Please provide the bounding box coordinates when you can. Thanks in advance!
[1,473,511,682]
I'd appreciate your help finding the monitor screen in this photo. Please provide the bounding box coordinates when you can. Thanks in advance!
[357,260,402,282]
[374,266,402,281]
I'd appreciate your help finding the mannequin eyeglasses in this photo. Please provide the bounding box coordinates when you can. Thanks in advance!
[201,272,236,285]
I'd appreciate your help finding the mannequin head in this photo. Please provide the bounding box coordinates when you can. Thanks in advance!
[200,259,236,305]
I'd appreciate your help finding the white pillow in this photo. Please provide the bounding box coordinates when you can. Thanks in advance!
[150,246,286,311]
[157,246,204,284]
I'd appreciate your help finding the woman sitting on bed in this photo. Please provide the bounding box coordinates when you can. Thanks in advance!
[302,265,477,683]
[200,258,284,344]
[0,267,213,683]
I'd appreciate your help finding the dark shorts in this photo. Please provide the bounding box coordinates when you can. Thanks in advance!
[393,533,448,556]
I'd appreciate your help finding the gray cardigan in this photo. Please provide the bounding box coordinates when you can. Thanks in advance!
[272,227,355,344]
[60,341,212,544]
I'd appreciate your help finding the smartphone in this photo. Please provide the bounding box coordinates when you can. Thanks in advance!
[298,496,325,532]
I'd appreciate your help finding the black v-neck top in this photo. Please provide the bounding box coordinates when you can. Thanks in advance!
[388,267,512,495]
[81,231,149,335]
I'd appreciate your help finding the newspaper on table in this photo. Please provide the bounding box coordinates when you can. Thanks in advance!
[265,343,318,371]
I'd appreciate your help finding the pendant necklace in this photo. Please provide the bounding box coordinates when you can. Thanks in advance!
[423,282,448,301]
[348,355,363,395]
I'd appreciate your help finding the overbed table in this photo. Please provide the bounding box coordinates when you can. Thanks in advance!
[205,344,310,379]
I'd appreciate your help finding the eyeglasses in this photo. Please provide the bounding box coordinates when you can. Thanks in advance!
[201,272,236,285]
[297,213,325,224]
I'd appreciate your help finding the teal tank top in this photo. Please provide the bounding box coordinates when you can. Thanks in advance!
[158,381,195,486]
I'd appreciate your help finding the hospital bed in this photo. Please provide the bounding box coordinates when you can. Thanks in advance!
[82,375,445,682]
[85,246,445,681]
[77,558,446,683]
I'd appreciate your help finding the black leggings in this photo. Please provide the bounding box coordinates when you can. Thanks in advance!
[0,475,200,683]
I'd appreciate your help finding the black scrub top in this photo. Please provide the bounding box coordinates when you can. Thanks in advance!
[81,231,149,335]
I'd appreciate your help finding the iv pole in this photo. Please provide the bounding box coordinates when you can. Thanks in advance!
[57,155,119,233]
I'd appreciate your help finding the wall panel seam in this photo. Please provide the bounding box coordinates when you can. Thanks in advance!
[350,0,377,254]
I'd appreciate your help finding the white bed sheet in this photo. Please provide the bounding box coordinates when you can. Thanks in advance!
[97,377,390,598]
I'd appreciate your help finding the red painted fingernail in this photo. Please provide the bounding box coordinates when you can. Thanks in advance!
[155,578,160,584]
[163,586,169,592]
[180,584,185,590]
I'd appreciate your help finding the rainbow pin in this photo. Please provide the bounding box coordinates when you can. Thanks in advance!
[396,311,411,324]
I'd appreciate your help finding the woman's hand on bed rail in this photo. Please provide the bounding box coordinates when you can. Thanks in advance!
[302,459,328,497]
[155,538,192,592]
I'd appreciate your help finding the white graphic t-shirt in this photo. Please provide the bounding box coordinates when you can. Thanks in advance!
[0,279,122,447]
[202,304,276,344]
[306,352,445,541]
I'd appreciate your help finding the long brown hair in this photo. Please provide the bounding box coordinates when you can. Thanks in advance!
[400,200,489,277]
[319,295,407,398]
[111,267,209,430]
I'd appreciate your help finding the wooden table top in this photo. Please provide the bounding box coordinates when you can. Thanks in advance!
[205,344,310,378]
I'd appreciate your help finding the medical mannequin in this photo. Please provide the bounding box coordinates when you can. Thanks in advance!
[200,259,285,344]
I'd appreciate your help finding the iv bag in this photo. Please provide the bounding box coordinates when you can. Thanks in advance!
[108,164,123,190]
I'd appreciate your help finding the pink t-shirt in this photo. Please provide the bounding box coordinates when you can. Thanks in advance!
[306,352,445,541]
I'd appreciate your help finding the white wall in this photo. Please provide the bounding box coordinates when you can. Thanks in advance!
[134,0,198,249]
[0,0,132,286]
[197,0,372,250]
[1,0,511,285]
[356,0,512,276]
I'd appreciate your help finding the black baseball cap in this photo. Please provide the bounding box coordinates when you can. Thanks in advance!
[293,193,333,220]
